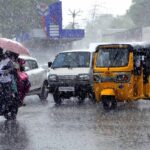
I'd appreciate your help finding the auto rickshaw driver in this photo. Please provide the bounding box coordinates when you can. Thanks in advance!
[93,43,150,110]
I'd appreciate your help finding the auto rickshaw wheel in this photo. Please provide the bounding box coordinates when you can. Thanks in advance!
[102,96,117,110]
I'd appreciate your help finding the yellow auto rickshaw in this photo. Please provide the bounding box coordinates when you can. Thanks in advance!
[93,43,150,110]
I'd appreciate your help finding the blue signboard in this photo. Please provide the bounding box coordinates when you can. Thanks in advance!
[45,1,62,38]
[16,1,84,43]
[45,1,84,40]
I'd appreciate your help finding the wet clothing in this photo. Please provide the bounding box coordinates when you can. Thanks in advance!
[0,57,17,113]
[0,58,18,94]
[0,56,30,106]
[0,82,14,114]
[17,71,30,104]
[16,58,30,105]
[0,58,12,83]
[0,57,18,104]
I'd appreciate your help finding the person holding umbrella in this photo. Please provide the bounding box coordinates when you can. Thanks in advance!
[0,38,31,104]
[0,48,18,119]
[5,51,30,106]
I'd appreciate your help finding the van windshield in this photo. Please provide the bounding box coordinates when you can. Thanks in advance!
[52,52,90,68]
[96,48,129,67]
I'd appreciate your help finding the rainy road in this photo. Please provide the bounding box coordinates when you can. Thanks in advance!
[0,95,150,150]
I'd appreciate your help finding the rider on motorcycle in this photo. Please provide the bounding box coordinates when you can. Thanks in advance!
[0,48,18,119]
[5,51,30,106]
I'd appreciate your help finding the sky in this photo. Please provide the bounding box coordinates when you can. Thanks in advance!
[61,0,132,27]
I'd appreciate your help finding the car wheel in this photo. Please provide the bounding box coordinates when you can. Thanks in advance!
[89,92,96,104]
[78,96,85,105]
[53,93,62,105]
[39,81,49,101]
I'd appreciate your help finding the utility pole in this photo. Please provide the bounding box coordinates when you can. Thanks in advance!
[91,3,99,20]
[90,0,108,20]
[68,9,81,29]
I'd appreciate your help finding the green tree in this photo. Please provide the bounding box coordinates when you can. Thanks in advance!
[0,0,54,38]
[80,14,115,45]
[111,15,135,29]
[128,0,150,27]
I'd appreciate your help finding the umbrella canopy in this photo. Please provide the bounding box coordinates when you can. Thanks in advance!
[0,38,30,56]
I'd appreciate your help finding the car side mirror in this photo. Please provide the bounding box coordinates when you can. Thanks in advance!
[25,66,30,71]
[48,62,52,68]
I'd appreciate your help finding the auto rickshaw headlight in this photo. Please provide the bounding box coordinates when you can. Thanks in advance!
[115,73,130,83]
[94,74,101,82]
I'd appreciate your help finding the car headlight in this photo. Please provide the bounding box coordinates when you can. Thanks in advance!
[115,73,131,83]
[48,74,58,81]
[78,74,90,81]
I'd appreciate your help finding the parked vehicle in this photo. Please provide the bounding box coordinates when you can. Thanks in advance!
[47,49,96,105]
[93,42,150,110]
[19,55,48,100]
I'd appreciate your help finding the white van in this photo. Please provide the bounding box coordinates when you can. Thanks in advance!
[47,49,96,105]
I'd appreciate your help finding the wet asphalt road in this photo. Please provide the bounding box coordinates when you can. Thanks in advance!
[0,95,150,150]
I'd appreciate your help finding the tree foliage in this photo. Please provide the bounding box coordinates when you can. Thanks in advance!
[128,0,150,27]
[0,0,53,38]
[111,15,135,29]
[83,14,135,44]
[82,14,114,44]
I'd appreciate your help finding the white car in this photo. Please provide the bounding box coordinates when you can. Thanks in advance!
[19,55,48,100]
[47,49,96,105]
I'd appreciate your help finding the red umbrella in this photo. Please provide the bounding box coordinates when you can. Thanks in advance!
[0,38,30,55]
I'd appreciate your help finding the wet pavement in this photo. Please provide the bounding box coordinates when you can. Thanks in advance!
[0,95,150,150]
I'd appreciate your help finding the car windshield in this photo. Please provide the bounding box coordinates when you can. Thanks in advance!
[52,52,90,68]
[96,48,129,67]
